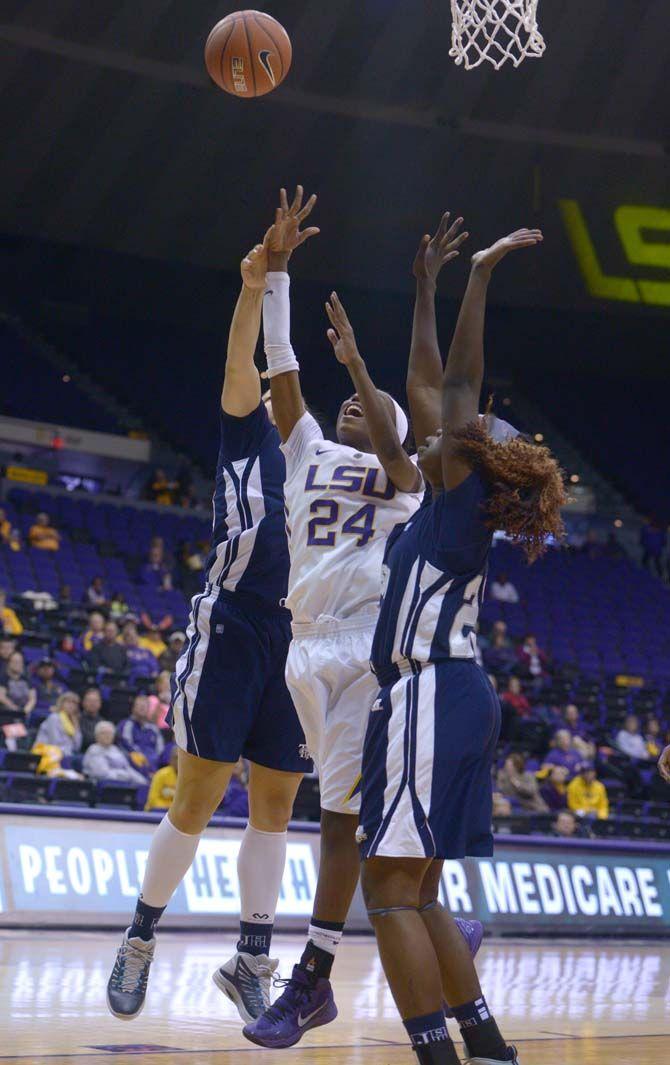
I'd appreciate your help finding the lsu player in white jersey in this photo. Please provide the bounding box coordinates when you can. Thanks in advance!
[244,188,476,1050]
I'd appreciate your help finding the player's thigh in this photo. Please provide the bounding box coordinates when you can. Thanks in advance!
[420,859,444,907]
[170,748,236,833]
[247,760,303,832]
[319,641,378,815]
[174,597,267,764]
[284,637,329,768]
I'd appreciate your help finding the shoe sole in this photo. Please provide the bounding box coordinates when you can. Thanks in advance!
[106,988,144,1021]
[212,968,257,1025]
[242,1001,338,1048]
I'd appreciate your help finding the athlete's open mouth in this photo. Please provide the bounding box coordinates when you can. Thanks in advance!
[342,401,363,418]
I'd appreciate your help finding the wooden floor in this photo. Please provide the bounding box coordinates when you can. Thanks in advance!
[1,931,669,1063]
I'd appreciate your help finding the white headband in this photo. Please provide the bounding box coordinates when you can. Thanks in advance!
[391,398,409,445]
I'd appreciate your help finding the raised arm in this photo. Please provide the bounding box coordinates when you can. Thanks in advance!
[408,213,468,447]
[263,185,320,442]
[326,293,421,493]
[441,229,543,490]
[221,243,268,417]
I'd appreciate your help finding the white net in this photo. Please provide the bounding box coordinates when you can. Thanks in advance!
[450,0,546,70]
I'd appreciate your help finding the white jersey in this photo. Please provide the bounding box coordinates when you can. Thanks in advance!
[282,413,423,625]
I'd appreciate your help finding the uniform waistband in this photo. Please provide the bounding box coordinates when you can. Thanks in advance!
[214,585,290,619]
[372,658,422,687]
[291,613,379,638]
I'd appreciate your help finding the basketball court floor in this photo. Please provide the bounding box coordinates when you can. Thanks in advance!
[1,931,668,1063]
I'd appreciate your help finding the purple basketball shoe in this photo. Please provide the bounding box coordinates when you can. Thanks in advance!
[242,963,338,1048]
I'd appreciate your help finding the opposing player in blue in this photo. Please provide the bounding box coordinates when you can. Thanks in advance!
[106,233,316,1023]
[357,223,567,1065]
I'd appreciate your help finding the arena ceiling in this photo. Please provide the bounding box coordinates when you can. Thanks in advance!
[1,0,669,302]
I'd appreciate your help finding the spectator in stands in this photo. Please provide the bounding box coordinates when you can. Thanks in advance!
[147,671,172,729]
[80,686,105,751]
[0,589,22,635]
[567,763,609,820]
[220,757,250,819]
[501,676,531,717]
[0,507,10,545]
[109,591,130,620]
[158,631,186,673]
[0,651,36,718]
[552,810,578,838]
[0,636,17,683]
[34,691,82,757]
[145,746,179,811]
[147,469,177,506]
[80,610,105,652]
[56,633,81,676]
[517,633,550,680]
[28,512,60,551]
[116,693,164,776]
[31,658,65,723]
[496,753,548,812]
[86,575,108,607]
[561,703,596,761]
[645,716,663,760]
[58,583,73,606]
[490,572,520,604]
[540,765,569,811]
[541,729,583,779]
[616,714,653,761]
[139,543,170,589]
[83,720,147,786]
[640,518,666,578]
[482,621,516,673]
[86,620,128,675]
[121,620,159,681]
[139,623,168,660]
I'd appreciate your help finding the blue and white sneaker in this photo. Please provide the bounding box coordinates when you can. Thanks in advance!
[242,963,338,1048]
[213,951,278,1023]
[106,930,155,1020]
[444,918,484,1019]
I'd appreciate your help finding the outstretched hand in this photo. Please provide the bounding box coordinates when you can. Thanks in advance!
[471,228,543,274]
[267,185,320,261]
[240,240,268,290]
[326,292,360,366]
[413,212,469,284]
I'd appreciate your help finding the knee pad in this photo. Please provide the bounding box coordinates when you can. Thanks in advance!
[367,904,419,918]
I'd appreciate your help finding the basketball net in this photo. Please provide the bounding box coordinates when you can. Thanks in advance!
[450,0,546,70]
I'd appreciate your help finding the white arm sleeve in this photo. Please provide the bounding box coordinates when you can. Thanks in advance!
[263,272,300,378]
[280,411,324,476]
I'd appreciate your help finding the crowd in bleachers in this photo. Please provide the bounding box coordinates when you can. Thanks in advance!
[1,484,669,837]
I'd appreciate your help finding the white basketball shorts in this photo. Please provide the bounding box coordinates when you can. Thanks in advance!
[286,615,378,815]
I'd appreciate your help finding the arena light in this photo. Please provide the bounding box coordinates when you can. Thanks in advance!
[570,474,580,484]
[614,519,623,528]
[534,433,544,442]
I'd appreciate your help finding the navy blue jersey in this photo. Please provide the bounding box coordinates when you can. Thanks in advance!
[371,472,491,670]
[205,403,289,610]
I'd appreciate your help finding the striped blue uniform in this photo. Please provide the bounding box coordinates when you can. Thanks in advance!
[168,403,309,771]
[358,473,500,860]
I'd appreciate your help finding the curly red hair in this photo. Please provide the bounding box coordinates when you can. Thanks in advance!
[450,420,568,563]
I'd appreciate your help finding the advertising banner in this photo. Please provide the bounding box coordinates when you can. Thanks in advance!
[1,812,669,936]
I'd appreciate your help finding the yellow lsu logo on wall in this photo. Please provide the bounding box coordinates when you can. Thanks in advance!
[560,200,670,307]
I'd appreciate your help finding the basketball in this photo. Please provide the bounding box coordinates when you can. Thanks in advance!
[205,10,292,98]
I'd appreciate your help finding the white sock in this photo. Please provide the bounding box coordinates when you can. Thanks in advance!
[140,813,201,908]
[308,922,344,956]
[238,823,287,927]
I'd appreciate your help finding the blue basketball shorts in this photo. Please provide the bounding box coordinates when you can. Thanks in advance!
[168,587,311,773]
[357,659,500,860]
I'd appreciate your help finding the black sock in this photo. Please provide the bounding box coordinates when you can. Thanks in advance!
[452,996,509,1061]
[237,920,274,957]
[404,1011,459,1064]
[298,940,337,981]
[128,896,165,942]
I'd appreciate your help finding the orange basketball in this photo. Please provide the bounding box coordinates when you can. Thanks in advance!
[205,10,292,98]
